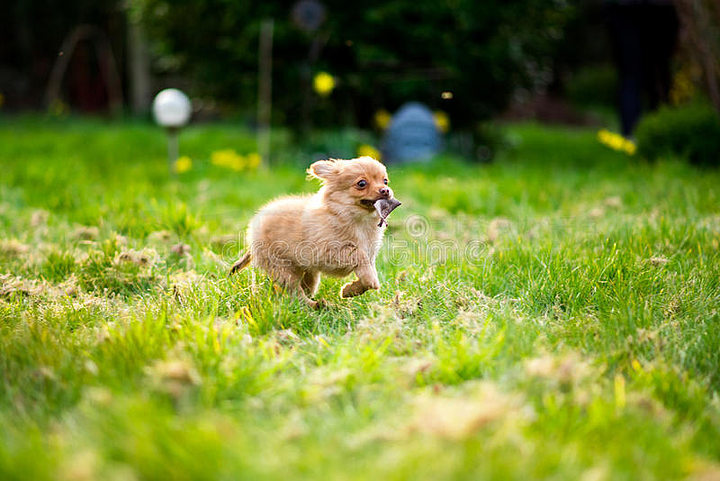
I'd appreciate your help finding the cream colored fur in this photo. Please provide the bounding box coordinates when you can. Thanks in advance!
[230,156,394,308]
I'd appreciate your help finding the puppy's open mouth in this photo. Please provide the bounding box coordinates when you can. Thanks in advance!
[360,199,377,208]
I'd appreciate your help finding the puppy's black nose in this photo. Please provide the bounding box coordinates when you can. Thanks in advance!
[379,187,390,198]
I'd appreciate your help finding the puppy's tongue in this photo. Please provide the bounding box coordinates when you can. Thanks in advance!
[374,198,402,227]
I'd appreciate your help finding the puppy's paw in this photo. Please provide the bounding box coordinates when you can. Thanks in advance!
[304,298,329,309]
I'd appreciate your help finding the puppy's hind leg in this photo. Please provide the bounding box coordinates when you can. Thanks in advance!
[273,267,320,309]
[229,251,252,276]
[301,270,321,297]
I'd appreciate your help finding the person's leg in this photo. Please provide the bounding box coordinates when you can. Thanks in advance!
[607,4,644,136]
[645,4,679,107]
[620,66,643,136]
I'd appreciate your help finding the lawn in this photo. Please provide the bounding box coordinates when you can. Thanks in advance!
[1,117,719,480]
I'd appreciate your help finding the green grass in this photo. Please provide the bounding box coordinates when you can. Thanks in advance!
[1,116,719,480]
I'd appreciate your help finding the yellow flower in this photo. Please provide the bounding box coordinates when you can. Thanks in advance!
[357,144,381,161]
[211,149,232,167]
[623,139,636,155]
[211,149,244,171]
[211,149,262,171]
[374,109,392,130]
[434,111,450,133]
[246,152,262,170]
[597,129,635,156]
[313,72,335,97]
[174,156,192,173]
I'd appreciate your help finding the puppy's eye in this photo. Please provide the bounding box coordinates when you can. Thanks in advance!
[357,180,367,188]
[383,178,388,185]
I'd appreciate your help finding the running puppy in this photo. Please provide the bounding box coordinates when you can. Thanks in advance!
[229,156,400,308]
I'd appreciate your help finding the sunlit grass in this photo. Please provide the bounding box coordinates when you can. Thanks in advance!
[0,117,719,480]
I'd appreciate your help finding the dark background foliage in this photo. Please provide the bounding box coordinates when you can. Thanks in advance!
[136,0,575,128]
[1,0,126,109]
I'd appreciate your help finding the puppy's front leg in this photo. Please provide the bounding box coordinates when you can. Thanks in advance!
[341,263,380,298]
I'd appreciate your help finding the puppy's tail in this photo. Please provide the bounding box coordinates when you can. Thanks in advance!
[229,251,251,276]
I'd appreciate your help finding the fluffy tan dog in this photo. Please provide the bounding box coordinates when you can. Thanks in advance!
[229,156,398,308]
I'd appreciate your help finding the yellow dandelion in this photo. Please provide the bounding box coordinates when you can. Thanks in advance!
[313,72,335,97]
[246,152,262,170]
[174,156,192,173]
[357,144,381,161]
[211,149,240,170]
[623,139,636,155]
[211,149,230,167]
[597,129,611,144]
[434,111,450,133]
[211,148,261,172]
[598,129,635,156]
[374,109,392,130]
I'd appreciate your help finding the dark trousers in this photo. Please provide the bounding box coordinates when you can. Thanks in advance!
[606,3,679,136]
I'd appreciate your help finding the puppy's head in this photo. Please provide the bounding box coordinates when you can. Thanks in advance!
[308,156,393,213]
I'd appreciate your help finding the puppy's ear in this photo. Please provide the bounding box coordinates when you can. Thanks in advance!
[307,159,338,180]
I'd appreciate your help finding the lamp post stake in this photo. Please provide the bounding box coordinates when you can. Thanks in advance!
[152,88,191,175]
[167,127,178,174]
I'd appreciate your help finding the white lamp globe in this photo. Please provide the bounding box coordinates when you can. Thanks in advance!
[153,88,192,128]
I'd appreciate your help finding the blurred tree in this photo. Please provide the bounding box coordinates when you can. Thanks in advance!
[1,0,125,110]
[135,0,574,129]
[674,0,720,113]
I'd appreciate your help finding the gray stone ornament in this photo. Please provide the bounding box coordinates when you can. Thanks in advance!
[382,102,441,163]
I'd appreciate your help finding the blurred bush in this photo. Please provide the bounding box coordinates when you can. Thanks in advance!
[566,64,617,109]
[635,102,720,166]
[135,0,574,129]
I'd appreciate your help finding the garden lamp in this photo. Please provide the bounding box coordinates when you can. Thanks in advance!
[152,88,191,173]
